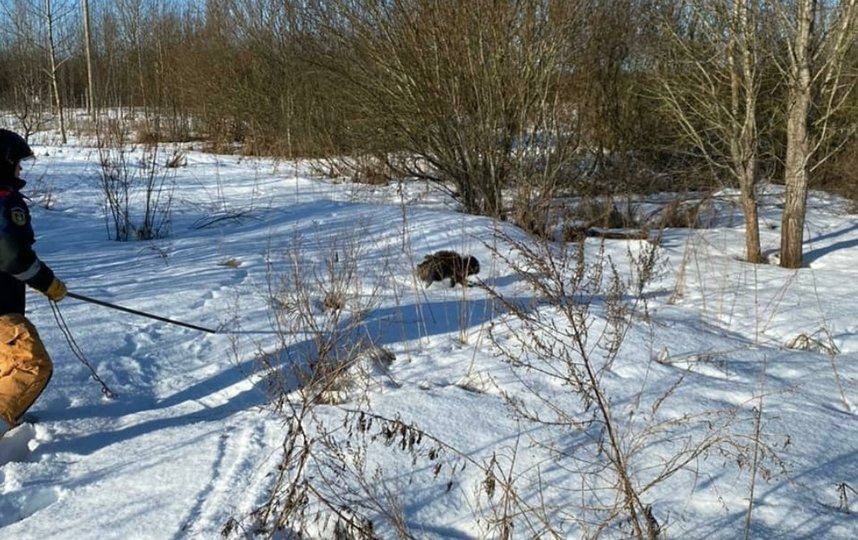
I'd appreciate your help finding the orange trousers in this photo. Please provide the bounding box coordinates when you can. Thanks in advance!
[0,314,53,426]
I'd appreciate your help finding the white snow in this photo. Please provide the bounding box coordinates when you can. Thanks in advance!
[1,135,857,539]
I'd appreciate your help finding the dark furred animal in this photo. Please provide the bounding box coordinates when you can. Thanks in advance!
[416,251,480,288]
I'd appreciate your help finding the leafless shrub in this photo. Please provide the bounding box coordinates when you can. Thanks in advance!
[317,409,515,540]
[313,345,397,406]
[481,229,747,538]
[264,236,386,404]
[237,221,507,539]
[96,121,174,241]
[240,227,411,537]
[310,0,587,218]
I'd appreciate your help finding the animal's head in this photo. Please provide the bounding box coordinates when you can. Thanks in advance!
[465,256,480,276]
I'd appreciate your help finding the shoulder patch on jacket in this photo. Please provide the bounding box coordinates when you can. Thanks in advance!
[10,207,27,226]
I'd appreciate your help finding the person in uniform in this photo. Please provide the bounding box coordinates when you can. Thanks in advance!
[0,129,67,437]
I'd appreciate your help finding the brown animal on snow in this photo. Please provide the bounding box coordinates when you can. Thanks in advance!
[416,251,480,288]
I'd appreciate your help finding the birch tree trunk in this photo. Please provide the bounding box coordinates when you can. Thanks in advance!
[779,0,814,268]
[779,0,858,268]
[83,0,96,123]
[45,0,66,144]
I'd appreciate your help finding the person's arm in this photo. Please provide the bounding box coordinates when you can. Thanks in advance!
[0,196,64,299]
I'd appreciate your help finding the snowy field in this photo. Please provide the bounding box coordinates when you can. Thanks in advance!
[1,133,858,539]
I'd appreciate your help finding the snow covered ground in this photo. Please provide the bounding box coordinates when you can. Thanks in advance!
[1,134,857,539]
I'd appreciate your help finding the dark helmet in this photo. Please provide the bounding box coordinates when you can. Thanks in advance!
[0,129,34,179]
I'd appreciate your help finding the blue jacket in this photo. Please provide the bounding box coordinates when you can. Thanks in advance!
[0,178,56,315]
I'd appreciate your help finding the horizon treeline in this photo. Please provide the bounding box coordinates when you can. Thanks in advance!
[2,1,857,247]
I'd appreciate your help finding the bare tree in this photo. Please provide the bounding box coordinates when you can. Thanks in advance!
[307,0,585,219]
[82,0,96,123]
[778,0,858,268]
[0,0,69,136]
[657,0,768,263]
[44,0,67,143]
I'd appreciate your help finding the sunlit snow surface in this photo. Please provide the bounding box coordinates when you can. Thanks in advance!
[1,132,857,539]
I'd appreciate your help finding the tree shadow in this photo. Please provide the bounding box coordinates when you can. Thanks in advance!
[34,341,312,457]
[803,223,858,264]
[35,275,600,459]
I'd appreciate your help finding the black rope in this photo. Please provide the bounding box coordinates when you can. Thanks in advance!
[66,291,217,334]
[50,300,119,399]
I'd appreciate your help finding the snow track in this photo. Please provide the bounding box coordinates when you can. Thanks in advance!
[176,420,275,538]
